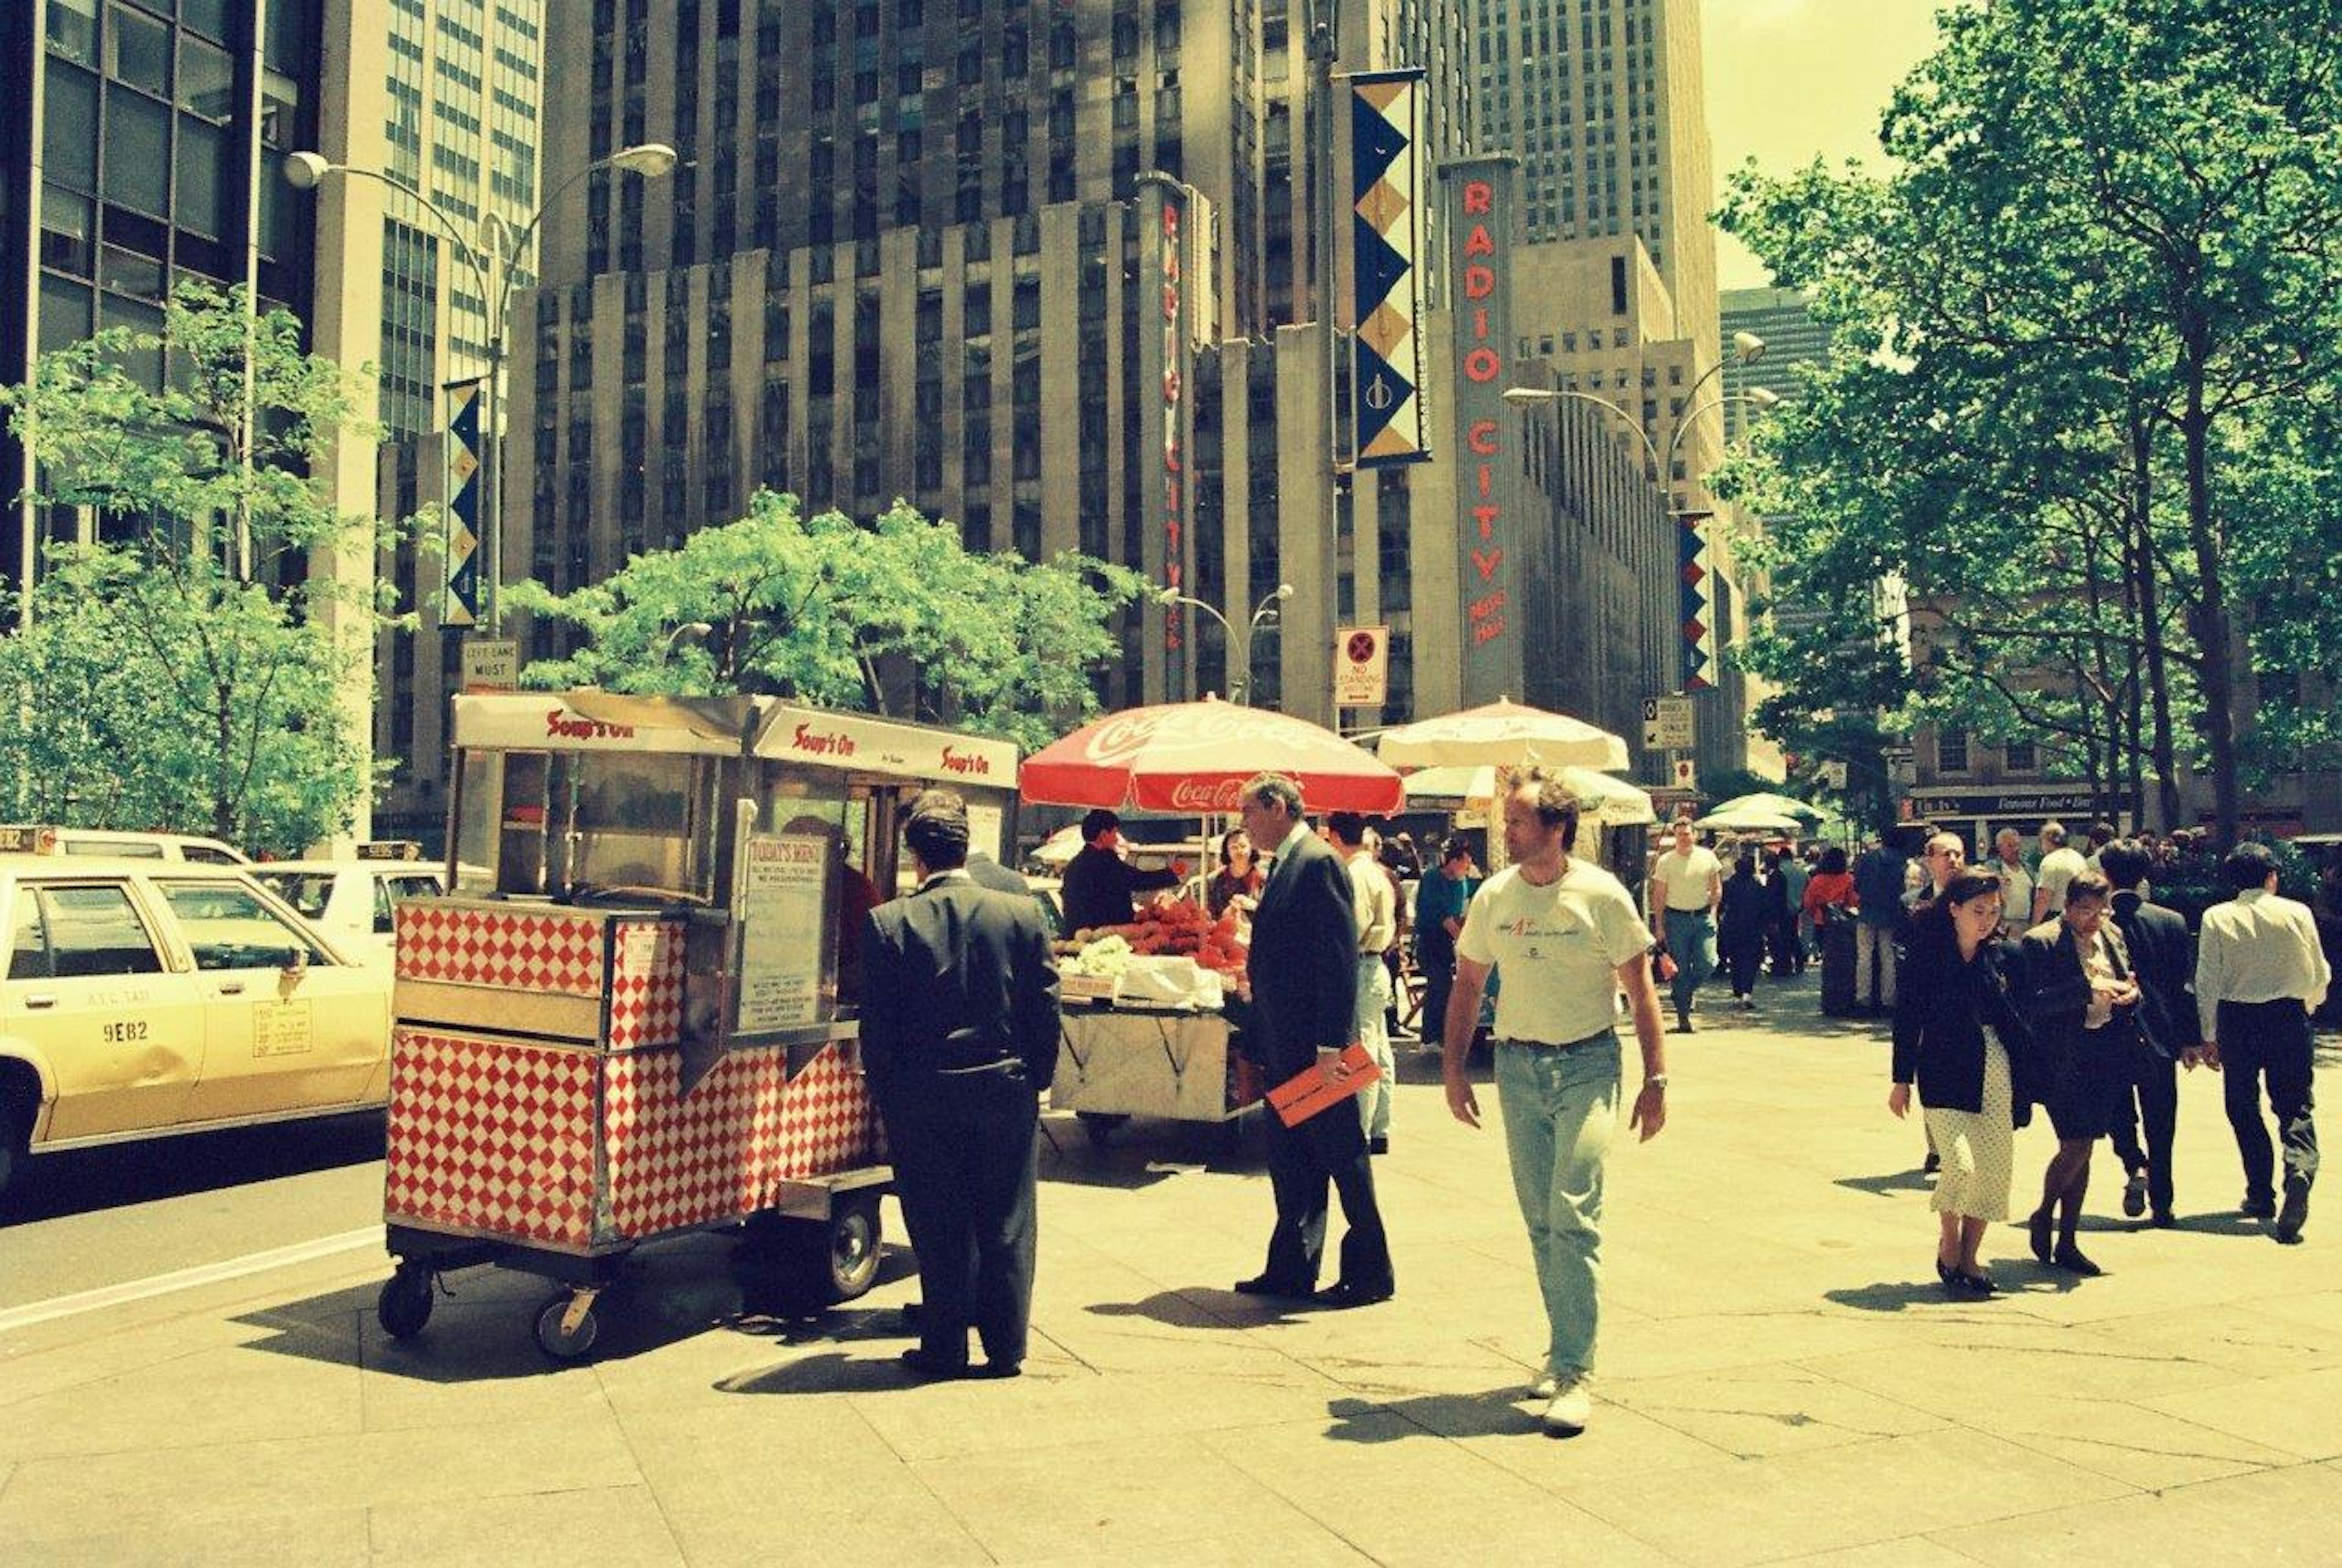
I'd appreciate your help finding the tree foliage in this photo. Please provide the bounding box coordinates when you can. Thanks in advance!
[508,490,1148,753]
[0,281,408,854]
[1717,0,2342,844]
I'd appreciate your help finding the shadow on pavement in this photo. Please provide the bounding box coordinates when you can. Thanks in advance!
[715,1350,930,1395]
[0,1110,384,1226]
[1085,1286,1331,1328]
[1833,1168,1935,1198]
[1323,1390,1545,1442]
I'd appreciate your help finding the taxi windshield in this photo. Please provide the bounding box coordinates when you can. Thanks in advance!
[256,872,335,918]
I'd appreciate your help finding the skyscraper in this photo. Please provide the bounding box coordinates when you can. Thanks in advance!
[1720,283,1827,443]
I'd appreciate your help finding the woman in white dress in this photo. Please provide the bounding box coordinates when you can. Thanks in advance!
[1889,871,2038,1297]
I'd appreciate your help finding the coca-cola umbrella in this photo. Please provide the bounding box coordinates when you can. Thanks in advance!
[1020,698,1404,815]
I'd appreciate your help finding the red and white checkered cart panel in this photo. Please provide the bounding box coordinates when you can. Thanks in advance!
[393,903,686,1048]
[605,1042,881,1236]
[385,1028,599,1249]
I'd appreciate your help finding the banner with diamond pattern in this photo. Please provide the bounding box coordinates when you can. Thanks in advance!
[1346,69,1429,468]
[1678,509,1719,690]
[442,377,482,628]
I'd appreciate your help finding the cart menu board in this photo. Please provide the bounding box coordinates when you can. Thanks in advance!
[967,800,1004,864]
[736,833,831,1030]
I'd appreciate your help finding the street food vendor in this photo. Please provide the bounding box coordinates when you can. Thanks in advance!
[1061,807,1189,933]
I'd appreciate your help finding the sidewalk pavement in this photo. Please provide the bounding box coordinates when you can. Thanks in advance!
[3,976,2338,1566]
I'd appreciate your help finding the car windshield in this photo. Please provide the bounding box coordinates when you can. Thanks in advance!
[257,872,335,919]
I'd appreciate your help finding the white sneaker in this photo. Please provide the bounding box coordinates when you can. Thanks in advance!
[1541,1375,1591,1436]
[1527,1373,1560,1401]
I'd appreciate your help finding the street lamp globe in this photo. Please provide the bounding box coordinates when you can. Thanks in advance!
[1500,386,1545,407]
[1273,582,1294,601]
[1730,330,1768,366]
[282,150,333,190]
[609,143,679,177]
[1748,386,1783,410]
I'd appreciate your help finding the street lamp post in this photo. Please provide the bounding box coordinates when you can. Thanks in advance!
[284,143,678,631]
[1156,582,1294,704]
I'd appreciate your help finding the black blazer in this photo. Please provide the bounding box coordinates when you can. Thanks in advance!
[1244,830,1362,1079]
[2017,920,2142,1081]
[2110,891,2192,1059]
[1060,843,1183,934]
[1892,917,2035,1122]
[858,875,1061,1102]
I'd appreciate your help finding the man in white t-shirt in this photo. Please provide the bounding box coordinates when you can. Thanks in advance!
[1442,769,1669,1437]
[1647,818,1722,1033]
[2033,820,2090,926]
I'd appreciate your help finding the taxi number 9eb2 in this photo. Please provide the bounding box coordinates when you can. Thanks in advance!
[102,1019,152,1045]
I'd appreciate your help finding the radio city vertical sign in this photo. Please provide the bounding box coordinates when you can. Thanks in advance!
[1136,174,1196,701]
[1343,69,1429,468]
[1442,156,1524,704]
[1678,508,1719,690]
[442,378,484,628]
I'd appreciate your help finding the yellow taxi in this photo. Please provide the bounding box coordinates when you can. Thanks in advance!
[254,845,446,967]
[0,857,393,1201]
[0,824,251,864]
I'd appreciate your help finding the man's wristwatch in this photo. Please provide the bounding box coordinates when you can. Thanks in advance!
[1644,1075,1669,1092]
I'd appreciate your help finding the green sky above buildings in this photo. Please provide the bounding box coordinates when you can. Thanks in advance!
[1703,0,1949,290]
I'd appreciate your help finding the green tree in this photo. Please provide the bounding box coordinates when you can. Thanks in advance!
[507,490,1147,753]
[1719,0,2342,846]
[0,281,407,853]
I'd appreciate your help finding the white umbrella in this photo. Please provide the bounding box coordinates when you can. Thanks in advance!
[1403,763,1653,826]
[1694,804,1804,834]
[1706,790,1828,825]
[1377,696,1632,771]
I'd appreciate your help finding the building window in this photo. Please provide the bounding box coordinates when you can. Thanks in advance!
[2004,740,2036,773]
[1937,728,1969,774]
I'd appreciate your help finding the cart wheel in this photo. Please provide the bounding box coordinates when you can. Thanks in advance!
[822,1192,884,1304]
[534,1293,601,1362]
[377,1264,435,1339]
[1078,1112,1128,1149]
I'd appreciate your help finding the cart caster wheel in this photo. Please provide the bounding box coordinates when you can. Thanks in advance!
[377,1264,434,1340]
[534,1294,601,1363]
[1078,1112,1128,1150]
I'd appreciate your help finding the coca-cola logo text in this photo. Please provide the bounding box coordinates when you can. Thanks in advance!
[940,745,992,777]
[1165,778,1245,812]
[791,723,858,757]
[1079,705,1338,768]
[546,711,636,741]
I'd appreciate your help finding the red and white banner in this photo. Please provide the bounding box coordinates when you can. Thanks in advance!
[1021,698,1403,813]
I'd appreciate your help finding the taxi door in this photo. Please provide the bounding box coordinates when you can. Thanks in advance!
[155,879,389,1120]
[4,877,207,1141]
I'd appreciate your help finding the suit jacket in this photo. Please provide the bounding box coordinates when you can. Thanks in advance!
[2109,891,2191,1060]
[1892,917,2036,1121]
[858,873,1061,1104]
[1060,843,1183,933]
[2017,919,2141,1083]
[1244,829,1362,1080]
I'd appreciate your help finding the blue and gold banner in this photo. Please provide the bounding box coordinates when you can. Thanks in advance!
[442,377,483,628]
[1346,69,1428,468]
[1678,509,1718,690]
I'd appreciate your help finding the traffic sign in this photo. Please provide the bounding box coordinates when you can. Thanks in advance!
[1333,625,1389,708]
[1671,757,1698,792]
[1641,695,1694,750]
[1818,759,1849,790]
[462,637,520,692]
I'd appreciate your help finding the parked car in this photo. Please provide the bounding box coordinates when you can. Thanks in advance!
[0,825,249,864]
[0,857,393,1201]
[254,856,446,967]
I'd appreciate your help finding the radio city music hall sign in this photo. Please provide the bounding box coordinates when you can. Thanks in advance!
[1459,177,1508,650]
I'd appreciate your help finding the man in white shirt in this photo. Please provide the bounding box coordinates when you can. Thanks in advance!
[1328,811,1398,1153]
[1442,769,1668,1436]
[1647,818,1722,1033]
[2194,842,2330,1244]
[1989,829,2035,939]
[2032,820,2090,926]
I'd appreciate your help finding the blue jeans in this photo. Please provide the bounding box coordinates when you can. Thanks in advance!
[1495,1031,1621,1378]
[1663,909,1717,1019]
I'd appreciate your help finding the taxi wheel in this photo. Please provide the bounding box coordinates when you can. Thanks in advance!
[0,1094,29,1205]
[534,1294,601,1362]
[376,1265,434,1340]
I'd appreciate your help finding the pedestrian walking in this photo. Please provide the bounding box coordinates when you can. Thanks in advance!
[1328,811,1398,1153]
[1889,870,2037,1297]
[2098,839,2191,1228]
[1853,836,1913,1011]
[1441,768,1669,1435]
[1719,852,1771,1009]
[2016,872,2140,1277]
[1988,829,2035,940]
[2031,820,2089,926]
[860,789,1062,1380]
[1649,819,1722,1033]
[2194,842,2330,1244]
[1772,847,1810,975]
[1413,836,1479,1061]
[1233,773,1395,1304]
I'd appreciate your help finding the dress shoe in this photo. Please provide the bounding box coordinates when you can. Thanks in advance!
[2240,1194,2277,1220]
[1233,1275,1313,1298]
[1312,1279,1394,1309]
[2052,1245,2103,1277]
[1368,1134,1389,1156]
[971,1360,1023,1379]
[1541,1375,1592,1436]
[2148,1209,2177,1229]
[2027,1209,2055,1265]
[2122,1170,2148,1218]
[898,1348,969,1379]
[2275,1184,2310,1245]
[1922,1151,1941,1176]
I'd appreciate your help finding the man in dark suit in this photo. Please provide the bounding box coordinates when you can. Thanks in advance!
[2018,872,2142,1275]
[1233,771,1395,1306]
[2099,839,2192,1226]
[1059,807,1187,934]
[860,789,1061,1378]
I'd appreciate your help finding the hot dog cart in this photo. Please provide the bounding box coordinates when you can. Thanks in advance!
[375,691,1019,1361]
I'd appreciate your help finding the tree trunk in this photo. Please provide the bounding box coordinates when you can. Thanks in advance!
[2179,365,2241,850]
[214,683,237,842]
[2128,400,2183,831]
